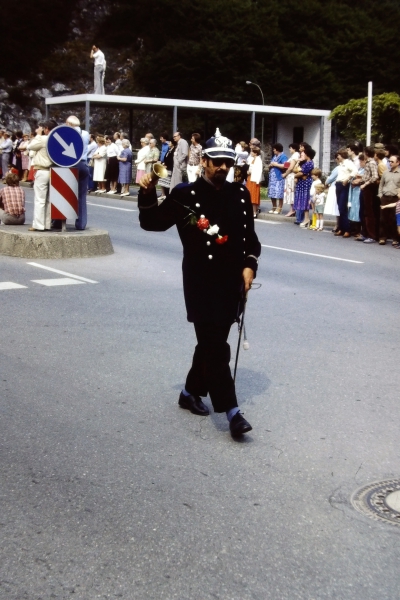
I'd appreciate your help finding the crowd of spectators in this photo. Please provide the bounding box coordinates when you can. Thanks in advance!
[323,142,400,247]
[1,125,399,247]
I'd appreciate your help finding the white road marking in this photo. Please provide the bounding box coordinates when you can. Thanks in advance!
[31,278,85,286]
[261,245,364,264]
[87,202,137,212]
[0,282,28,290]
[27,262,98,283]
[255,220,281,225]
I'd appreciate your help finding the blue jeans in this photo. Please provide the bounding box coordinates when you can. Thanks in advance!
[295,209,304,223]
[75,160,89,230]
[87,163,95,191]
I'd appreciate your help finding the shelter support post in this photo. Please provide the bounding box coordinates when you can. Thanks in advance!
[45,104,48,119]
[251,111,255,139]
[85,101,90,132]
[367,81,372,146]
[129,108,133,143]
[173,106,177,133]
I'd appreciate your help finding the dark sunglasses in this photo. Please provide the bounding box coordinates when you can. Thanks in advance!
[211,158,235,167]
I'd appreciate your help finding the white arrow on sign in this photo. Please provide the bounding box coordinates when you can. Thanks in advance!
[53,132,77,159]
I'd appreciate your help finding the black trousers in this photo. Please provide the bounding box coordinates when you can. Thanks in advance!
[379,195,399,242]
[185,322,238,413]
[335,182,350,233]
[361,184,379,240]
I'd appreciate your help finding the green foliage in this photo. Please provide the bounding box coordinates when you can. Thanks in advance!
[98,0,400,109]
[330,93,400,143]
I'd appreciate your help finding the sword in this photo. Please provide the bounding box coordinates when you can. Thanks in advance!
[233,283,261,383]
[233,290,248,383]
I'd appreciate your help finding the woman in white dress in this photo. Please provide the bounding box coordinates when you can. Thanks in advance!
[282,143,300,216]
[135,138,150,183]
[323,159,340,231]
[93,136,107,192]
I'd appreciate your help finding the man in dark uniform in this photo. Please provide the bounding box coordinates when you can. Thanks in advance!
[138,132,261,437]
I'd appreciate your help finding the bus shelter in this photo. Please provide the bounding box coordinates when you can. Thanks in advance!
[45,94,331,172]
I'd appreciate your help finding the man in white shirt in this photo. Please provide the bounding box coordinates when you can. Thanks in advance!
[90,45,106,94]
[346,144,360,170]
[27,121,56,231]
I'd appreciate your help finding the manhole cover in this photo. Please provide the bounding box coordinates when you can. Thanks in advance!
[351,479,400,527]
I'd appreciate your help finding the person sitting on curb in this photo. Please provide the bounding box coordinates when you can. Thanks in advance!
[0,172,25,225]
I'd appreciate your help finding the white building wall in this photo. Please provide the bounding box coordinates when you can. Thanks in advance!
[321,116,332,175]
[275,115,329,171]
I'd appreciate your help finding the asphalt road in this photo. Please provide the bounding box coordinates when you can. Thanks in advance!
[1,187,400,600]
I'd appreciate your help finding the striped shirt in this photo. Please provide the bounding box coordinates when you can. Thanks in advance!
[0,186,25,215]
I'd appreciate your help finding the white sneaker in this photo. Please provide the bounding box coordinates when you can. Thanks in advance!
[108,190,116,194]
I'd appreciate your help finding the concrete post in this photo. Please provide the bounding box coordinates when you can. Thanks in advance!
[173,106,178,133]
[251,111,255,139]
[367,81,373,146]
[85,101,90,132]
[129,108,133,142]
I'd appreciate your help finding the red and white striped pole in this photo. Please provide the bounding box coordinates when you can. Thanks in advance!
[50,167,79,230]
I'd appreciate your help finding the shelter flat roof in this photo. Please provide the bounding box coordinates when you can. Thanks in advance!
[45,94,330,118]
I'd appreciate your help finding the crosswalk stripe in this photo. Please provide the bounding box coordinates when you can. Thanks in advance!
[27,262,97,283]
[31,278,86,286]
[0,282,28,290]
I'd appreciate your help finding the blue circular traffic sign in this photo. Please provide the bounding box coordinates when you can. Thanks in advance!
[47,125,84,167]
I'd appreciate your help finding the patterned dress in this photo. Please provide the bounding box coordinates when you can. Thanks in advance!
[118,148,133,184]
[293,160,314,211]
[268,152,288,199]
[283,151,300,204]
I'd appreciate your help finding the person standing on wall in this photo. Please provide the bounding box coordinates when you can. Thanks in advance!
[90,45,106,94]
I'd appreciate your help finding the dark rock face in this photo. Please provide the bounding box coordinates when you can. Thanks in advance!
[0,0,134,133]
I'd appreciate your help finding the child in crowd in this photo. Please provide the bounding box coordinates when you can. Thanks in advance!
[380,188,400,249]
[0,172,25,225]
[309,168,322,229]
[313,184,326,230]
[7,165,19,177]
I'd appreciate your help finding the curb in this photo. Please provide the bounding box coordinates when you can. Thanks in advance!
[0,225,114,259]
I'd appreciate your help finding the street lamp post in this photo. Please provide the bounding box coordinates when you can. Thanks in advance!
[246,80,264,148]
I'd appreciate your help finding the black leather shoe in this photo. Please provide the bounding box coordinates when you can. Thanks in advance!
[178,392,210,416]
[229,412,252,436]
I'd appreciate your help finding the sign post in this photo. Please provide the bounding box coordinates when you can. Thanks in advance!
[46,125,84,231]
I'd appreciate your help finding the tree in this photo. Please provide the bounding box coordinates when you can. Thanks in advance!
[330,93,400,143]
[98,0,400,109]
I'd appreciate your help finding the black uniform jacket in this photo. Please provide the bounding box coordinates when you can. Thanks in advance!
[138,176,261,324]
